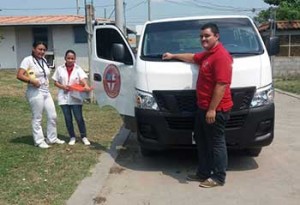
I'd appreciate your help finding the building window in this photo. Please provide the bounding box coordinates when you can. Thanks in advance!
[32,27,48,45]
[73,25,87,43]
[278,34,300,57]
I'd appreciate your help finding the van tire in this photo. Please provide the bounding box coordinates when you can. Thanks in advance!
[140,147,155,157]
[245,148,262,157]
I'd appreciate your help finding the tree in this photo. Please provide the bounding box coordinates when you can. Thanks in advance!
[264,0,299,6]
[255,0,300,23]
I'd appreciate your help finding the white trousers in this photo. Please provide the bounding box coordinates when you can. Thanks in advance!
[26,88,58,145]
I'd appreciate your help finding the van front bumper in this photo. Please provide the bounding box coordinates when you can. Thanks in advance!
[135,103,274,151]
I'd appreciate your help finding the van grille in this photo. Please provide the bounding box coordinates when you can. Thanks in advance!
[226,114,247,128]
[153,90,197,113]
[164,114,246,130]
[153,87,255,130]
[231,87,256,111]
[165,116,194,130]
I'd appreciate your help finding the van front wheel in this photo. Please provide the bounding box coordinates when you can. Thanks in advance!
[140,147,155,157]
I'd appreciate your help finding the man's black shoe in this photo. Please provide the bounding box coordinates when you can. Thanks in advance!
[186,174,206,182]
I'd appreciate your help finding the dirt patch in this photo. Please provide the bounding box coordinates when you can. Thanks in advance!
[109,165,125,174]
[93,196,106,204]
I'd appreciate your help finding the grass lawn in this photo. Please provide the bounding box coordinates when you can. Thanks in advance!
[0,69,122,205]
[274,75,300,95]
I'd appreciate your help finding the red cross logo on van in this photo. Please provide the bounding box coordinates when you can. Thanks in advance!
[103,64,121,98]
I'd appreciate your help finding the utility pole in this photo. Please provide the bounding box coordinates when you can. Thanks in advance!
[273,9,276,37]
[76,0,80,15]
[85,0,94,71]
[269,6,277,78]
[270,6,276,37]
[115,0,125,34]
[85,0,95,101]
[124,1,127,36]
[148,0,151,21]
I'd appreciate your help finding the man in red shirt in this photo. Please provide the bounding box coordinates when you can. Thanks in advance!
[162,23,233,188]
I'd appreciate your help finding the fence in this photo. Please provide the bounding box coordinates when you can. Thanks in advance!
[273,57,300,77]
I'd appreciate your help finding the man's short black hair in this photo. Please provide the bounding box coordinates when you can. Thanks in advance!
[201,23,219,35]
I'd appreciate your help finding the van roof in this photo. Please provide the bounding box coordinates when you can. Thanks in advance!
[145,15,251,25]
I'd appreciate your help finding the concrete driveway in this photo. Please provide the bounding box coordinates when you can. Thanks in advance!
[94,91,300,205]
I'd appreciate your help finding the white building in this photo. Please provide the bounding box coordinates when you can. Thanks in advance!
[0,15,112,70]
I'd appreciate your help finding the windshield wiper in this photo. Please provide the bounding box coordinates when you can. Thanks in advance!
[143,54,163,58]
[230,51,262,56]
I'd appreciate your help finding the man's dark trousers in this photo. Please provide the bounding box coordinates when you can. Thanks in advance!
[193,108,230,185]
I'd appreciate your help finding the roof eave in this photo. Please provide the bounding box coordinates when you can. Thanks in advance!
[0,22,85,26]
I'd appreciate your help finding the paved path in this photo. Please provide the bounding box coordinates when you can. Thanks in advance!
[66,127,130,205]
[68,90,300,205]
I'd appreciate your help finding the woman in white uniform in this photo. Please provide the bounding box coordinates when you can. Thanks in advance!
[52,50,91,146]
[16,41,65,148]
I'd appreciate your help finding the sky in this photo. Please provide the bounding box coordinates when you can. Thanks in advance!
[0,0,270,29]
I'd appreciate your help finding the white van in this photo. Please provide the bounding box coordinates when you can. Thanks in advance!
[91,15,279,156]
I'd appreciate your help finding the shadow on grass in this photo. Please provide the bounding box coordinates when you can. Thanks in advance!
[10,134,108,152]
[10,134,69,146]
[89,142,107,152]
[10,135,34,146]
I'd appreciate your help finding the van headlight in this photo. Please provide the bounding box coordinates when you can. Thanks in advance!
[250,85,274,108]
[136,90,159,110]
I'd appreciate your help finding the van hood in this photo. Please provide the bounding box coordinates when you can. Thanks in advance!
[138,55,271,92]
[231,55,272,88]
[140,61,198,92]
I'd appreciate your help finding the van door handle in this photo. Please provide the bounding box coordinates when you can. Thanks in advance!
[94,73,102,82]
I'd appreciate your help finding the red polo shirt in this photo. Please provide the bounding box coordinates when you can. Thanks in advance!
[193,43,233,111]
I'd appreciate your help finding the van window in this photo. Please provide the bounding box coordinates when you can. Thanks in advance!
[95,28,133,64]
[142,18,263,60]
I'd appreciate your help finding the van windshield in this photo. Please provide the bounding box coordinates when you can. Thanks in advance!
[141,18,264,60]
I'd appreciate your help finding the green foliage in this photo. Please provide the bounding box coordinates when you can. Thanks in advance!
[274,75,300,94]
[263,0,279,5]
[276,1,300,20]
[254,9,272,23]
[255,0,300,23]
[264,0,300,6]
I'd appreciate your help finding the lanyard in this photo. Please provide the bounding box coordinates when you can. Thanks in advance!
[33,56,47,78]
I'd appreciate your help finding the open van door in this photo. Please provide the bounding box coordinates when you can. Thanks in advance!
[91,25,136,117]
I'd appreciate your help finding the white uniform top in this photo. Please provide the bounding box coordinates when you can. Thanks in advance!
[20,55,50,92]
[52,63,88,105]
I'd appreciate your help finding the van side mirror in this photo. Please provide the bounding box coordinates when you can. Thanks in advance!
[112,43,125,62]
[266,36,280,56]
